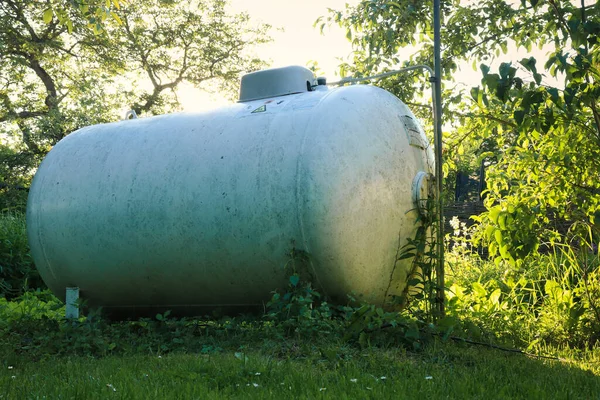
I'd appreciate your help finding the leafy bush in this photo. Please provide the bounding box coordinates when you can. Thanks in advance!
[0,145,36,212]
[0,275,440,360]
[445,223,600,349]
[0,212,44,298]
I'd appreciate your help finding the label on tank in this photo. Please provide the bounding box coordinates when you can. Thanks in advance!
[238,98,288,117]
[399,115,428,149]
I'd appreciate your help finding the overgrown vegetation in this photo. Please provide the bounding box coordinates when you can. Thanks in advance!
[0,212,42,298]
[446,219,600,349]
[1,0,600,397]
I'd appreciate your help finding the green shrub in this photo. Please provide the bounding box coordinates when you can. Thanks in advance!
[0,212,44,298]
[0,145,36,212]
[445,235,600,349]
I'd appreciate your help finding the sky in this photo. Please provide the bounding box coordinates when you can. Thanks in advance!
[178,0,557,112]
[178,0,360,111]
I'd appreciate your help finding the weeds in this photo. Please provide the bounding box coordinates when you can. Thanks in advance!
[0,212,43,298]
[445,215,600,350]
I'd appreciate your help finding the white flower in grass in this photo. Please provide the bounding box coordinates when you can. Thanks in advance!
[254,372,261,376]
[425,376,433,380]
[11,376,16,379]
[350,378,357,383]
[106,384,116,392]
[319,388,326,392]
[252,383,259,388]
[380,376,387,380]
[7,366,13,370]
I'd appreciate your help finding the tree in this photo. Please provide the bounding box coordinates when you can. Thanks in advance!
[100,0,270,115]
[0,0,270,208]
[40,0,127,34]
[323,0,600,261]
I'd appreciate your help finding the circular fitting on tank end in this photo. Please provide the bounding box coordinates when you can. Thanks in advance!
[412,171,433,216]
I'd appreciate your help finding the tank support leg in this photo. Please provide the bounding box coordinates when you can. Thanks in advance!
[65,287,80,320]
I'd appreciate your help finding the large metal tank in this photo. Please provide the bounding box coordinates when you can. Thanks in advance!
[26,66,434,317]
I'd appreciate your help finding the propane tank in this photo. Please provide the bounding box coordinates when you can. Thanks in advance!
[26,66,434,317]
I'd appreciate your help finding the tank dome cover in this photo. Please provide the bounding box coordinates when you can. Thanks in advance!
[239,66,317,102]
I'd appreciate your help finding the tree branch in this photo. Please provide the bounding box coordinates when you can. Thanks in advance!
[547,0,572,37]
[27,56,58,110]
[5,0,40,41]
[0,110,47,123]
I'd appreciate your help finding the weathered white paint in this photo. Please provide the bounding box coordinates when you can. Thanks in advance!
[26,83,434,317]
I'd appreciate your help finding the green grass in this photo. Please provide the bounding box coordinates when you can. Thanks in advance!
[2,341,599,399]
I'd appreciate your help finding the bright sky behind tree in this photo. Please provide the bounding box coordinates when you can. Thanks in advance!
[178,0,359,111]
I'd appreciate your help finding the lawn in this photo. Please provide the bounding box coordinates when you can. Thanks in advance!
[2,340,599,399]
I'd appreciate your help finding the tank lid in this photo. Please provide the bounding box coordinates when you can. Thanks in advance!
[239,66,317,102]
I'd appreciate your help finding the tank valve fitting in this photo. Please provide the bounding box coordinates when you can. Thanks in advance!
[412,171,433,217]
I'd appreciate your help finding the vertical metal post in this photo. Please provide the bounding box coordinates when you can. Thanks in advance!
[433,0,445,318]
[65,287,80,320]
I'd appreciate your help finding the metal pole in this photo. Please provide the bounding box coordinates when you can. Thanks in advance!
[433,0,445,318]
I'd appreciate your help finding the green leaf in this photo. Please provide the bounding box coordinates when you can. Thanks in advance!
[483,74,500,91]
[405,326,420,339]
[489,288,501,305]
[514,110,526,125]
[43,8,53,24]
[489,206,501,223]
[397,252,416,260]
[547,87,559,103]
[110,11,122,25]
[499,62,512,79]
[480,64,490,77]
[472,282,487,297]
[519,57,537,74]
[498,213,506,230]
[289,275,300,287]
[494,230,503,245]
[485,225,495,240]
[499,243,510,258]
[489,241,498,257]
